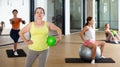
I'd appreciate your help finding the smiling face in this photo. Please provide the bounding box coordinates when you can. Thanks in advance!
[34,7,45,20]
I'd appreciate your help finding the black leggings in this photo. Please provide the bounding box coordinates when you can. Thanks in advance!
[10,29,20,42]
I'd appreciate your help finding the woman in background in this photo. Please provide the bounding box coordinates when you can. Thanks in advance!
[10,9,25,56]
[0,21,5,35]
[104,23,120,43]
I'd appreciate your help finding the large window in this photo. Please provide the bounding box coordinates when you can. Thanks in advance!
[0,0,30,46]
[70,0,82,33]
[99,0,118,30]
[54,0,64,31]
[0,0,30,35]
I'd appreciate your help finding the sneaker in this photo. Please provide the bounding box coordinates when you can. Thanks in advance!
[114,40,118,44]
[100,56,105,58]
[91,59,95,64]
[14,51,18,56]
[13,49,15,52]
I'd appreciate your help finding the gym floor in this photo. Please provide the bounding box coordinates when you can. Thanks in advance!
[0,32,120,67]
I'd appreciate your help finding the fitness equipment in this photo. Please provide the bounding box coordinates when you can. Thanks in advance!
[46,36,56,46]
[79,45,101,60]
[112,30,117,35]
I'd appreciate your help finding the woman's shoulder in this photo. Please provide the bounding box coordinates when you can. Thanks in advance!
[82,26,89,32]
[84,26,89,29]
[104,29,111,33]
[44,21,49,24]
[16,18,22,20]
[26,22,33,27]
[45,21,53,26]
[10,18,13,20]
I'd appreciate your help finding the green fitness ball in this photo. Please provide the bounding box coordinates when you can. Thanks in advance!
[46,36,56,46]
[112,30,117,35]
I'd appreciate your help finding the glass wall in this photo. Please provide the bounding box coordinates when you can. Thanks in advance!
[99,0,118,30]
[70,0,82,33]
[95,0,98,28]
[54,0,63,31]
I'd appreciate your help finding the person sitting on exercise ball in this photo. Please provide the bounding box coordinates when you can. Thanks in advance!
[80,16,105,64]
[104,23,120,43]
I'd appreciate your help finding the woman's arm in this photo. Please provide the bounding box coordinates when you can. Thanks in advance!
[20,18,26,24]
[80,26,88,42]
[19,22,32,44]
[47,22,62,40]
[10,19,14,24]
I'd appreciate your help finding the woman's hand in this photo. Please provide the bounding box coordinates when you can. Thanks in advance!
[22,20,26,24]
[55,38,61,46]
[24,40,33,45]
[10,19,14,24]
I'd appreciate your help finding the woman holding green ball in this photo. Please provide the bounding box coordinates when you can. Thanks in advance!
[104,23,120,43]
[19,7,62,67]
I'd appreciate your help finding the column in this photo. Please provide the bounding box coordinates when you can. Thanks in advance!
[86,0,95,39]
[118,0,120,31]
[65,0,70,35]
[34,0,47,20]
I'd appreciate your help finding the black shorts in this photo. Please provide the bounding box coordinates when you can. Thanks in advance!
[10,29,20,42]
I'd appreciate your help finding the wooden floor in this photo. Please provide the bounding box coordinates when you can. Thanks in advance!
[0,32,120,67]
